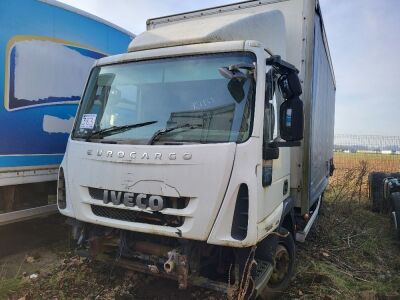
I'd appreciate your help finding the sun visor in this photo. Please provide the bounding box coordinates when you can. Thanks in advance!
[128,10,286,57]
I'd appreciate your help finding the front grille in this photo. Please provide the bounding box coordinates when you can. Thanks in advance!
[91,205,184,227]
[88,187,189,209]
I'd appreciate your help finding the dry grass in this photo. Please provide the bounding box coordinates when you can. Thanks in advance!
[286,190,400,299]
[285,153,400,299]
[334,152,400,173]
[331,152,400,202]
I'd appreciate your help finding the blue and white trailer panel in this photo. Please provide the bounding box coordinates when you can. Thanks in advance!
[0,0,133,184]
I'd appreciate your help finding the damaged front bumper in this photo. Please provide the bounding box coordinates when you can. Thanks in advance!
[70,219,273,296]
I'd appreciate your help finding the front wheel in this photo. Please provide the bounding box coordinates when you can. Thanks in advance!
[257,228,295,299]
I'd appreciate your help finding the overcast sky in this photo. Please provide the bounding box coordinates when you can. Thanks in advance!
[60,0,400,136]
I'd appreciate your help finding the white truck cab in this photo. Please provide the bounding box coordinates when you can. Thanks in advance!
[58,0,335,297]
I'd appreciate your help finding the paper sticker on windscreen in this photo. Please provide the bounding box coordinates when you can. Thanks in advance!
[80,114,97,129]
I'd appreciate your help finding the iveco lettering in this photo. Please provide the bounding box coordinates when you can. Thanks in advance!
[58,0,336,297]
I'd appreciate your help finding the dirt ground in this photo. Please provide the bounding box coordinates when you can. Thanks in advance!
[1,189,399,299]
[0,216,223,300]
[0,215,68,258]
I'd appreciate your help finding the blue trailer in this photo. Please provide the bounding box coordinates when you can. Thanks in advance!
[0,0,134,224]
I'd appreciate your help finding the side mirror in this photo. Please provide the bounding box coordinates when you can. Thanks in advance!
[219,66,249,103]
[266,56,304,144]
[263,143,279,160]
[228,78,246,103]
[262,142,279,187]
[279,96,304,142]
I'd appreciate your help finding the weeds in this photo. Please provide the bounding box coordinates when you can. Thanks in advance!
[330,159,370,204]
[287,196,400,298]
[0,262,23,300]
[287,157,400,299]
[0,278,22,299]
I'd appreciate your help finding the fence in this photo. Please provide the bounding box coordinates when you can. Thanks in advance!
[334,134,400,172]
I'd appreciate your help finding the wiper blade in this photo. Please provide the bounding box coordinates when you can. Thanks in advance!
[86,120,158,141]
[148,123,202,145]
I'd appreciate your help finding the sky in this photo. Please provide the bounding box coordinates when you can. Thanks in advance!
[60,0,400,136]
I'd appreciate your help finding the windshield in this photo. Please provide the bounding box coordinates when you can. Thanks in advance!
[72,52,256,144]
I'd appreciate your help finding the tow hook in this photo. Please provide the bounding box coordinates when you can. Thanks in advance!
[164,249,189,289]
[164,250,177,273]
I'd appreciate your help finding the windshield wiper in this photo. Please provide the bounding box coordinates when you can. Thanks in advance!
[86,120,158,141]
[148,124,202,145]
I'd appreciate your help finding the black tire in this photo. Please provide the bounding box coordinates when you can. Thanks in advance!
[390,192,400,239]
[369,172,400,213]
[257,228,295,299]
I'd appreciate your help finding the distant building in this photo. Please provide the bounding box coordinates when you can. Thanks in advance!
[334,134,400,154]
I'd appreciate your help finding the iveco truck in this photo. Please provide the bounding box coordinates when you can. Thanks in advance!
[58,0,335,297]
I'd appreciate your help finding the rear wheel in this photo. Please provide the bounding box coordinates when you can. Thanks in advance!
[390,193,400,239]
[369,172,389,213]
[257,228,295,299]
[369,173,400,213]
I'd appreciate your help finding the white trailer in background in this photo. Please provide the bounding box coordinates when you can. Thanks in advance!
[0,0,134,225]
[59,0,335,297]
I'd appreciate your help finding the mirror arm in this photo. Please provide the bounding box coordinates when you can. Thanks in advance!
[266,55,299,75]
[269,141,301,148]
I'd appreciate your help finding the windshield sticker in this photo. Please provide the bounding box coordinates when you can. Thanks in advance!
[80,114,97,129]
